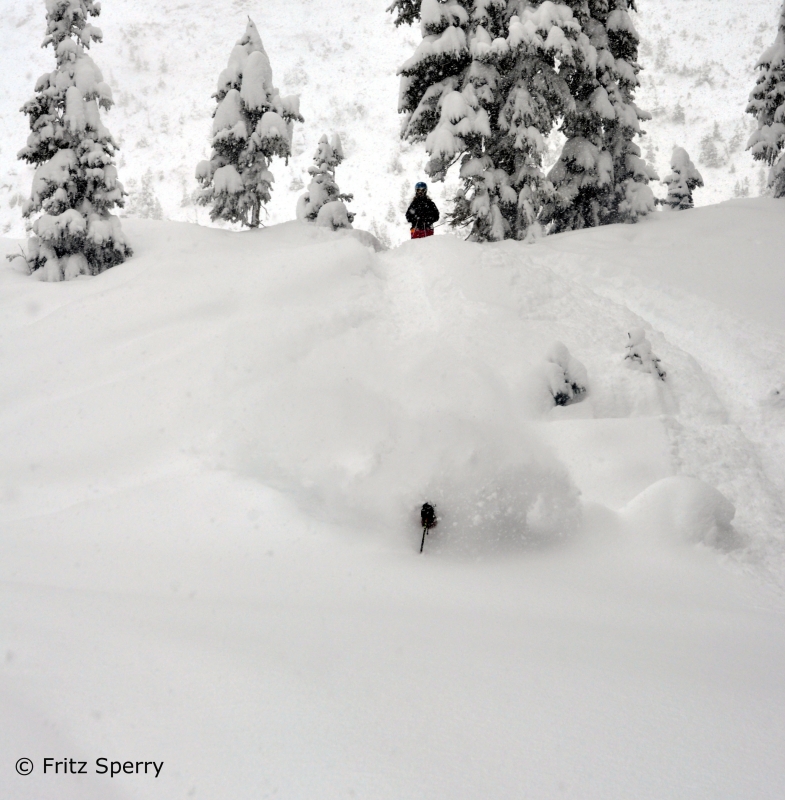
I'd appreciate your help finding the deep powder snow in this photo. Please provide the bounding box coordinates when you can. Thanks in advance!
[1,198,784,798]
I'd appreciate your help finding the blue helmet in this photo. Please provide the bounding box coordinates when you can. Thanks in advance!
[415,181,427,192]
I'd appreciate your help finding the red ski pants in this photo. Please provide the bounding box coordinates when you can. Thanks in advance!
[410,228,434,239]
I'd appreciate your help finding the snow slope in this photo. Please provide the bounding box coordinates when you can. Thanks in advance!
[0,0,782,241]
[1,198,784,798]
[537,198,785,575]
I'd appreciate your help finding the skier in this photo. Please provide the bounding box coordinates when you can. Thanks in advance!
[406,182,440,239]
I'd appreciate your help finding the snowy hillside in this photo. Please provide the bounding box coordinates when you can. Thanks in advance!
[1,197,785,798]
[0,0,782,241]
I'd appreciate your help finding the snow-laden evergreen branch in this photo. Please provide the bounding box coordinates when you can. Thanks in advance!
[387,0,423,27]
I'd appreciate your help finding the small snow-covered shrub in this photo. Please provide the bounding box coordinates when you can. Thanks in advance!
[315,201,354,231]
[661,147,703,210]
[545,341,588,406]
[16,0,132,280]
[625,328,666,380]
[296,134,354,228]
[196,19,303,227]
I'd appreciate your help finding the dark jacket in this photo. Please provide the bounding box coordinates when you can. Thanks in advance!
[406,195,440,230]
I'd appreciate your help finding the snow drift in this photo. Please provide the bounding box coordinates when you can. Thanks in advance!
[3,203,782,558]
[1,198,785,800]
[622,476,737,548]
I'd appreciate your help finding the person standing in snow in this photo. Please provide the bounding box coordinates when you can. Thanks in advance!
[406,182,439,239]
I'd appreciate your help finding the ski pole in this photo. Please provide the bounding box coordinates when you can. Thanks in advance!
[420,503,436,553]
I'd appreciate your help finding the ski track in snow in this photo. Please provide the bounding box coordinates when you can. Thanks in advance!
[536,200,785,584]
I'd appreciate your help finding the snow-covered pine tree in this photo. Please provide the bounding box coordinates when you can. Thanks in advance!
[661,147,703,209]
[625,327,665,380]
[746,1,785,198]
[545,0,657,231]
[16,0,131,281]
[395,0,590,241]
[296,134,355,229]
[601,1,657,222]
[447,3,590,241]
[196,19,303,228]
[126,169,164,219]
[388,0,423,27]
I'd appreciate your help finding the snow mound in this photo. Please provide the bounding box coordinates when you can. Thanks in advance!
[622,476,737,548]
[337,227,386,252]
[227,308,580,552]
[292,410,582,555]
[422,453,581,555]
